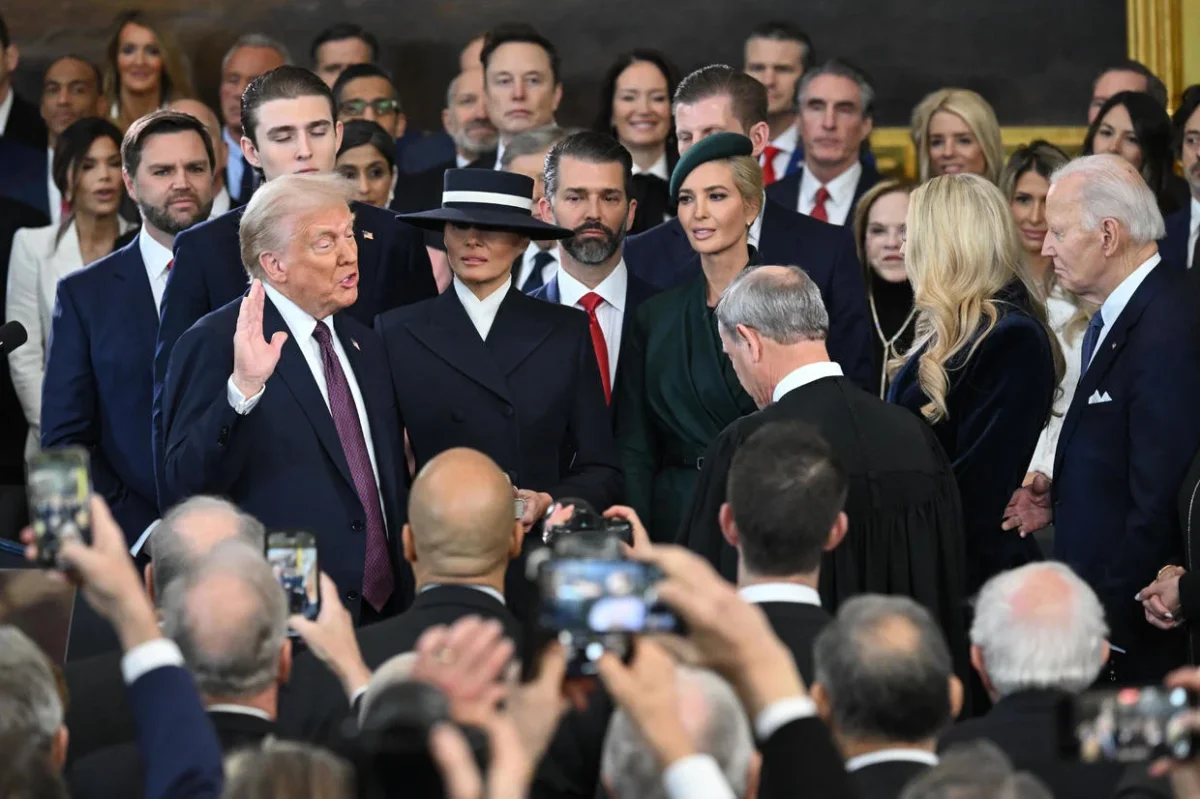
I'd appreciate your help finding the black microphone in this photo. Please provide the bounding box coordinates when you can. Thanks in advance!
[0,321,27,355]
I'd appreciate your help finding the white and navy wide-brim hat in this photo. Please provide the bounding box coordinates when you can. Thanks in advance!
[397,169,572,239]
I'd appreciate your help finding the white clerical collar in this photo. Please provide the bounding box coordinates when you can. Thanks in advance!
[632,153,670,182]
[772,362,844,403]
[845,749,939,772]
[453,276,510,339]
[206,703,274,722]
[262,280,331,344]
[420,583,506,606]
[770,122,800,156]
[557,259,628,313]
[800,161,862,210]
[748,191,767,248]
[137,226,174,277]
[1099,253,1160,330]
[738,583,822,607]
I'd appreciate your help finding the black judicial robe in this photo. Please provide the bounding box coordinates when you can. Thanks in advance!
[615,272,758,541]
[676,374,968,678]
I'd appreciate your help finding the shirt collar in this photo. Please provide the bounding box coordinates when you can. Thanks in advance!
[738,582,822,607]
[557,259,628,312]
[453,275,510,331]
[420,583,506,606]
[1099,253,1160,329]
[748,192,767,248]
[0,88,13,136]
[137,226,175,276]
[632,152,670,182]
[1191,198,1200,234]
[494,138,507,170]
[845,749,939,772]
[261,280,330,344]
[210,186,231,219]
[800,162,863,208]
[456,152,472,168]
[206,703,274,722]
[769,122,800,155]
[772,361,844,403]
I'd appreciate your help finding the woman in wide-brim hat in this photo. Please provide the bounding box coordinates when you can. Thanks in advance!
[614,132,764,541]
[376,168,623,576]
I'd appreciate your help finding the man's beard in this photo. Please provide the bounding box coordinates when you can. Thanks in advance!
[454,121,499,158]
[561,220,627,266]
[140,192,212,235]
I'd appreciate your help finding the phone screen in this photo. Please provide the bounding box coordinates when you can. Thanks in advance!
[27,448,92,566]
[1064,686,1196,762]
[537,559,677,635]
[266,533,320,622]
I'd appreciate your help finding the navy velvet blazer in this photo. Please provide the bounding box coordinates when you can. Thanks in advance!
[160,296,412,618]
[152,201,436,506]
[889,282,1056,591]
[765,162,882,225]
[622,199,875,390]
[1052,262,1200,679]
[41,240,160,542]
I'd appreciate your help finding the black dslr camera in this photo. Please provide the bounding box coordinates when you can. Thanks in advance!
[540,498,633,552]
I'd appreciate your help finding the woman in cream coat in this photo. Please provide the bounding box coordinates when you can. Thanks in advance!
[6,118,131,459]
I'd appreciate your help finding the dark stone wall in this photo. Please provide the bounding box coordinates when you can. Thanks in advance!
[6,0,1125,131]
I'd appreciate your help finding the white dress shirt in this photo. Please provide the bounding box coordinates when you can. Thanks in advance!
[420,583,506,605]
[493,138,507,170]
[748,192,767,250]
[798,162,862,226]
[514,241,559,290]
[1188,198,1200,269]
[138,227,173,314]
[209,186,231,219]
[0,88,12,136]
[738,582,822,607]
[632,152,670,181]
[47,148,63,226]
[453,276,510,339]
[224,128,248,199]
[206,703,274,721]
[556,261,627,384]
[761,122,799,180]
[845,749,940,772]
[227,283,385,515]
[1027,284,1084,477]
[1088,253,1160,368]
[455,152,472,168]
[772,361,844,403]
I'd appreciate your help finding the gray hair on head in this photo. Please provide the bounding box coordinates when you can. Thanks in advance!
[499,125,569,170]
[600,666,753,799]
[971,562,1108,697]
[239,171,355,280]
[1050,154,1165,245]
[222,34,293,72]
[0,627,63,749]
[798,58,874,117]
[716,264,829,344]
[161,540,287,699]
[900,740,1054,799]
[149,495,265,608]
[357,652,420,725]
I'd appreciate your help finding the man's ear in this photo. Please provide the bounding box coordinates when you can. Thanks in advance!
[748,120,771,157]
[402,523,417,565]
[625,197,638,232]
[144,562,155,604]
[441,107,453,136]
[949,674,964,720]
[50,726,68,771]
[258,252,286,283]
[811,682,833,724]
[719,502,740,549]
[510,520,525,559]
[240,136,261,170]
[279,638,293,684]
[824,512,848,552]
[736,323,764,363]
[121,169,138,203]
[394,113,408,139]
[537,196,555,225]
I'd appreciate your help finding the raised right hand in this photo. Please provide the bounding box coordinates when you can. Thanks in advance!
[232,279,287,399]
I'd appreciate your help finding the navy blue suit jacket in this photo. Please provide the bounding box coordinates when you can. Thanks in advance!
[623,199,875,390]
[1160,207,1191,273]
[128,663,223,799]
[41,240,159,542]
[161,296,413,618]
[765,163,882,225]
[0,138,49,218]
[152,201,435,508]
[1052,262,1200,679]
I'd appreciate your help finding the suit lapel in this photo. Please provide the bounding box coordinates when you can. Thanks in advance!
[757,201,785,263]
[407,289,512,402]
[486,289,556,376]
[262,298,356,488]
[110,241,159,338]
[543,275,561,304]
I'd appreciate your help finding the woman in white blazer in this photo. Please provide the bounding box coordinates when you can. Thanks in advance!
[6,117,130,460]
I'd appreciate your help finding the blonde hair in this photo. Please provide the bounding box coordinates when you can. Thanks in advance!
[852,178,915,273]
[103,10,195,131]
[239,172,355,280]
[726,154,765,217]
[891,174,1063,423]
[911,88,1004,185]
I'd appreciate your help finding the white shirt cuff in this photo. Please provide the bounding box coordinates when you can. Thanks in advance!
[121,638,184,685]
[226,376,264,415]
[754,695,817,741]
[351,685,369,707]
[662,754,736,799]
[130,519,160,557]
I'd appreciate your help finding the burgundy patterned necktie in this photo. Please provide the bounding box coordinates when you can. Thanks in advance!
[311,322,394,611]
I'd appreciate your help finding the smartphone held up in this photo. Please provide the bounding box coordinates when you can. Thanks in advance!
[27,447,93,567]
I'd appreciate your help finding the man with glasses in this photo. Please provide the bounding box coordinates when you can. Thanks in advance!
[332,63,405,138]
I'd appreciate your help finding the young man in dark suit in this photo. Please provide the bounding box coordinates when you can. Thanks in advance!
[43,110,216,547]
[0,14,47,152]
[622,64,875,391]
[766,59,880,225]
[153,66,435,506]
[1160,86,1200,273]
[1005,155,1200,682]
[532,131,660,402]
[161,172,411,624]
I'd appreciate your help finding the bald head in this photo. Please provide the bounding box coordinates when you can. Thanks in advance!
[148,496,265,606]
[168,98,229,178]
[972,562,1108,698]
[406,448,519,580]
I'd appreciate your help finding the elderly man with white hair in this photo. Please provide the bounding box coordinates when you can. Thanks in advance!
[160,172,411,624]
[1003,154,1200,682]
[0,627,68,771]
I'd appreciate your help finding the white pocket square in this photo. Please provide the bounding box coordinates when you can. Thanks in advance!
[1087,390,1113,405]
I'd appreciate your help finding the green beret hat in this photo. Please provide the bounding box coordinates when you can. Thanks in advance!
[669,132,755,202]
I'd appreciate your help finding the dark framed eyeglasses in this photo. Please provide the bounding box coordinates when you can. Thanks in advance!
[339,98,401,117]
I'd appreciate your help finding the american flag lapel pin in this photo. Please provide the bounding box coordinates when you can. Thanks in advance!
[363,230,374,240]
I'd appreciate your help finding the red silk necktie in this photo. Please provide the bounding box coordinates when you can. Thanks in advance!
[578,292,612,404]
[761,145,782,186]
[810,186,831,223]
